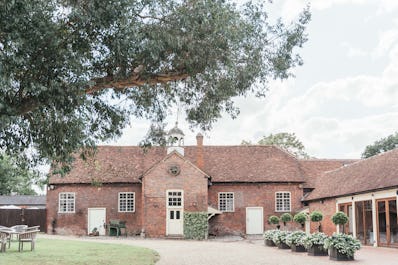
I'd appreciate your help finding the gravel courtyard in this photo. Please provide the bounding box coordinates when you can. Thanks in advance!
[40,235,398,265]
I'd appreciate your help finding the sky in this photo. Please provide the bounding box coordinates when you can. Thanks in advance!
[106,0,398,159]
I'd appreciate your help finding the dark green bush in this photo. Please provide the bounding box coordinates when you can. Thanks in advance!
[309,211,323,222]
[293,213,307,225]
[183,212,208,240]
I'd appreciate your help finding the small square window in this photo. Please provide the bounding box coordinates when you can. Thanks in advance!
[59,192,75,213]
[218,192,234,212]
[118,192,135,212]
[275,192,291,212]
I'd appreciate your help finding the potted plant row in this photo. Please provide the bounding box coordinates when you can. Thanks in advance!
[286,231,307,252]
[264,211,361,261]
[273,230,291,249]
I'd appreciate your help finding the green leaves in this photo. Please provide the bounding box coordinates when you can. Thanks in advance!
[183,212,208,240]
[362,132,398,158]
[1,0,311,167]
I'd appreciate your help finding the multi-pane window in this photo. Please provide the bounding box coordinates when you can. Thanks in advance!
[118,192,135,212]
[59,192,75,213]
[168,191,182,207]
[218,192,234,212]
[275,192,291,212]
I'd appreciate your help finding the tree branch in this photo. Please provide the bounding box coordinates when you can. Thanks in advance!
[5,71,189,116]
[85,72,189,94]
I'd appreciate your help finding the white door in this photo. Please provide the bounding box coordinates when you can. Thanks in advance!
[88,208,106,235]
[166,190,184,235]
[246,207,264,234]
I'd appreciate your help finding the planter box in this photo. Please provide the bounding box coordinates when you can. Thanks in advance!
[307,244,328,256]
[329,246,354,261]
[265,239,276,247]
[291,244,306,252]
[277,242,290,249]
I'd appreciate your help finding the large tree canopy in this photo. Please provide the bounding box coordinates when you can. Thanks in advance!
[362,132,398,158]
[242,132,310,158]
[0,0,310,167]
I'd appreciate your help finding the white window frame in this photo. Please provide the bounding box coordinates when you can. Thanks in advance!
[58,192,75,213]
[166,189,184,208]
[118,192,135,212]
[218,192,235,212]
[275,191,291,212]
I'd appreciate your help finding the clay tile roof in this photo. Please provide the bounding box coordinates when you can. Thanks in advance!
[299,159,357,188]
[49,146,166,184]
[185,145,304,183]
[305,148,398,201]
[49,145,305,184]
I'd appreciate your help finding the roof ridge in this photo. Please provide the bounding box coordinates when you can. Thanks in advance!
[324,148,398,175]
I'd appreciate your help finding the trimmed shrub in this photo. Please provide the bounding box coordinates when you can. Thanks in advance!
[183,212,208,240]
[309,211,323,222]
[280,213,293,225]
[331,211,349,225]
[293,213,307,225]
[268,215,280,225]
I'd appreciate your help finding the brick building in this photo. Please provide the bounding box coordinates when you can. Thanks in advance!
[47,124,357,238]
[304,149,398,248]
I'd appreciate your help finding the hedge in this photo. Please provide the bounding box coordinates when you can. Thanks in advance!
[183,212,208,240]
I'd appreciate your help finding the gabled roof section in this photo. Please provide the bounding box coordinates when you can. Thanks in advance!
[49,146,166,184]
[49,145,305,184]
[299,159,357,188]
[185,145,304,183]
[0,195,46,206]
[305,148,398,201]
[140,150,209,179]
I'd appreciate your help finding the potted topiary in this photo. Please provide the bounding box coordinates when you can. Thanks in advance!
[303,232,329,256]
[293,213,307,228]
[286,231,307,252]
[272,230,291,249]
[324,233,361,261]
[268,215,280,230]
[309,211,323,232]
[331,211,349,233]
[263,230,277,247]
[280,213,292,230]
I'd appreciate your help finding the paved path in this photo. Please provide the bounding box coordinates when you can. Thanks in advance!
[39,235,398,265]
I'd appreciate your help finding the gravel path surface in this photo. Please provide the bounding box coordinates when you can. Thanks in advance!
[39,235,398,265]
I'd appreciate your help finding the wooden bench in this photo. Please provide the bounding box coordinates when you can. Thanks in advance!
[18,230,39,252]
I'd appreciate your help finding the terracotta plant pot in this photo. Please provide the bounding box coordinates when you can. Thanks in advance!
[329,246,354,261]
[265,239,276,247]
[308,244,328,256]
[291,244,306,252]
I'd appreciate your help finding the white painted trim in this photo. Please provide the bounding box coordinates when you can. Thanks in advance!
[336,188,398,204]
[58,192,76,213]
[336,201,340,233]
[351,201,356,238]
[166,189,184,236]
[87,207,106,235]
[371,197,377,246]
[275,191,291,212]
[166,189,184,208]
[118,192,136,213]
[218,192,235,212]
[246,207,264,235]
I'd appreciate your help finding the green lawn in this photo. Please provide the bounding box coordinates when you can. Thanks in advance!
[1,238,159,265]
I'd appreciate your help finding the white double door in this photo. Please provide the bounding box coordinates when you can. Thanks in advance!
[246,207,264,235]
[166,190,184,235]
[88,208,106,235]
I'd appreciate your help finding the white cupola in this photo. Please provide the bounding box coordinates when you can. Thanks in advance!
[167,122,185,155]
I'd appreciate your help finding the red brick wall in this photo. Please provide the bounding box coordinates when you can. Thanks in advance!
[208,183,304,235]
[46,183,142,235]
[308,199,337,235]
[142,154,208,237]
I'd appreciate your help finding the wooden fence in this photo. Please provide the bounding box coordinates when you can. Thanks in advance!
[0,208,46,232]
